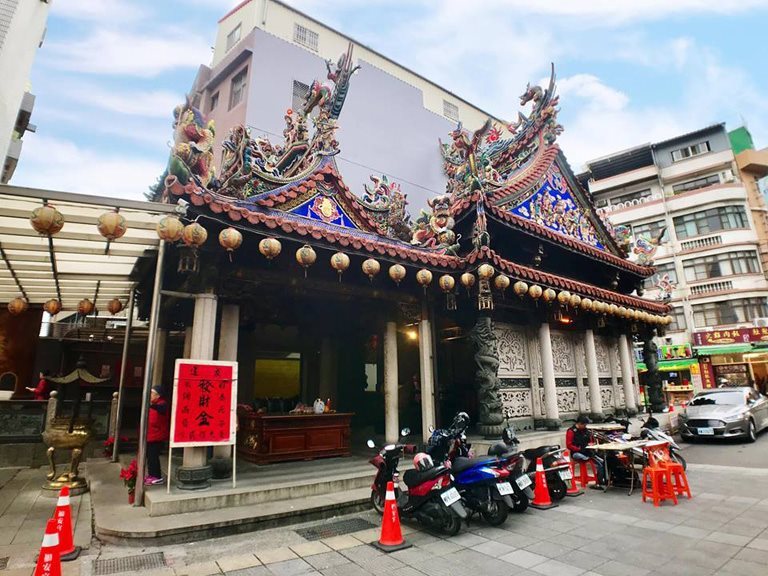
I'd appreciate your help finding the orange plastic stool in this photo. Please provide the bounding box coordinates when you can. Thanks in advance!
[661,461,691,499]
[641,465,678,507]
[574,459,598,488]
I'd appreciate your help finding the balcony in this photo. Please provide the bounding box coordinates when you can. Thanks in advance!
[689,280,733,296]
[680,235,722,251]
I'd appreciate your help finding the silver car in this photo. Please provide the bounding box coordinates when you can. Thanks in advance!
[680,387,768,443]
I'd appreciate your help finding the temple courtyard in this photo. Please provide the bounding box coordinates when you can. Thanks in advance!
[2,434,768,576]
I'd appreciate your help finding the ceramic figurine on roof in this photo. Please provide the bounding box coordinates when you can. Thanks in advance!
[633,227,667,265]
[167,98,216,189]
[357,175,412,241]
[410,195,460,254]
[655,273,676,302]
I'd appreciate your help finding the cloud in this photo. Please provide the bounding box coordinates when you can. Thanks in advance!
[52,0,147,22]
[59,85,184,119]
[557,75,629,112]
[13,135,166,201]
[44,28,213,77]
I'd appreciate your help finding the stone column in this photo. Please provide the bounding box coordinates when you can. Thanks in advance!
[619,334,638,415]
[584,329,604,420]
[418,303,436,442]
[318,337,337,400]
[538,322,560,428]
[212,303,239,478]
[151,329,167,389]
[383,321,399,444]
[608,337,622,414]
[183,326,193,358]
[178,291,218,490]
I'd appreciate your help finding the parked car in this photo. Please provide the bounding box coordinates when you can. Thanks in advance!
[680,387,768,442]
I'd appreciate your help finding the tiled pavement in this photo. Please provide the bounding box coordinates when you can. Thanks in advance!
[3,463,768,576]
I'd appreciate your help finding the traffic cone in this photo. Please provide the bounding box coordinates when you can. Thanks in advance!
[529,457,558,510]
[34,519,61,576]
[372,482,411,552]
[52,487,80,561]
[563,450,583,497]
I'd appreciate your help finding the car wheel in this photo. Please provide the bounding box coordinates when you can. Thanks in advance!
[747,420,757,443]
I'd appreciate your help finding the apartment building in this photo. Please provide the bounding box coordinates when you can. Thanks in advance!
[0,0,50,183]
[188,0,504,209]
[579,124,768,396]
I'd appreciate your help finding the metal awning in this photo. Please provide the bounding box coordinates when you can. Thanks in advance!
[636,358,699,372]
[0,184,176,314]
[693,344,754,356]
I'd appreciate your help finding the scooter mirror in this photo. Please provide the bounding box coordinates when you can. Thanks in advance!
[366,439,375,449]
[622,433,632,441]
[400,427,411,437]
[428,425,435,433]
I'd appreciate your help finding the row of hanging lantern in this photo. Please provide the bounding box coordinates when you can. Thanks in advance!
[7,205,131,316]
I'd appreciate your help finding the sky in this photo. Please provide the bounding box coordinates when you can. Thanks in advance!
[12,0,768,200]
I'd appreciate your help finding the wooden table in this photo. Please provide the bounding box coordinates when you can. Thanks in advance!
[587,440,649,495]
[237,412,353,464]
[587,423,625,432]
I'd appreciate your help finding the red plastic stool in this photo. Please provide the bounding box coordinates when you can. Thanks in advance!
[574,459,598,488]
[641,465,678,507]
[661,461,692,499]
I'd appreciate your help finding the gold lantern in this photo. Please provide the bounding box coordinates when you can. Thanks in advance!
[494,274,511,294]
[608,303,618,316]
[156,215,185,242]
[219,227,243,259]
[569,294,581,309]
[295,245,317,277]
[542,288,556,303]
[330,252,350,281]
[665,315,673,325]
[107,298,123,315]
[97,210,127,241]
[528,284,543,301]
[477,264,495,280]
[389,264,406,286]
[640,311,650,323]
[258,237,282,260]
[617,306,627,318]
[7,296,28,315]
[30,204,64,236]
[182,222,208,247]
[362,258,381,281]
[512,280,527,298]
[44,299,62,316]
[78,298,95,316]
[460,272,475,295]
[580,297,593,311]
[416,269,433,292]
[557,290,571,306]
[439,274,456,310]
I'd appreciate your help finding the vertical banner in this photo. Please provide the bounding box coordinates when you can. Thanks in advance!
[698,357,715,390]
[170,359,238,447]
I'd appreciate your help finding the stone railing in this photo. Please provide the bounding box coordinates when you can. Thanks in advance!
[690,280,734,296]
[680,235,722,251]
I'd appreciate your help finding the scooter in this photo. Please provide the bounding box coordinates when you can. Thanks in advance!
[367,428,467,536]
[604,414,687,471]
[520,444,571,501]
[486,426,535,512]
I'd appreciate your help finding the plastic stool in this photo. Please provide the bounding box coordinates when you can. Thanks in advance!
[574,459,598,488]
[641,465,677,507]
[661,461,691,499]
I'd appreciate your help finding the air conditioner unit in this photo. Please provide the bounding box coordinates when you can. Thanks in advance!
[753,317,768,327]
[720,169,735,183]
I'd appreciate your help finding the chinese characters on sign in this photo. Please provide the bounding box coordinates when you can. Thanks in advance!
[171,360,237,447]
[693,327,768,346]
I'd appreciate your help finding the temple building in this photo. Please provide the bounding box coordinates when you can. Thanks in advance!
[148,44,670,489]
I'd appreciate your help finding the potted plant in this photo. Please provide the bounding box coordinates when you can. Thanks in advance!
[103,436,128,458]
[119,459,138,504]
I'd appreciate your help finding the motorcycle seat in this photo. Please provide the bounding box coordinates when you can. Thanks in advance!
[522,445,560,460]
[402,465,448,488]
[487,443,518,459]
[451,456,498,474]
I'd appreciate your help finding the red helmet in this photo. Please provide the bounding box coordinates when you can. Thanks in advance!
[413,452,434,472]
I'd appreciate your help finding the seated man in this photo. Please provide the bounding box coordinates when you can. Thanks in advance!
[566,415,605,488]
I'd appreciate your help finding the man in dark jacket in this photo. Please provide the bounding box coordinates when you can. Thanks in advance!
[565,415,605,487]
[145,386,169,485]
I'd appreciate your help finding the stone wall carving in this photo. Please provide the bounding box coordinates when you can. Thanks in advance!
[501,389,533,418]
[600,387,614,409]
[550,331,575,375]
[595,336,611,375]
[539,388,578,414]
[495,324,529,377]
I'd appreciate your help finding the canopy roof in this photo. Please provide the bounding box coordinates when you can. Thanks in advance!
[0,184,176,313]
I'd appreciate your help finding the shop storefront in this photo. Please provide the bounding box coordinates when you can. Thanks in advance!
[636,344,698,406]
[693,328,768,394]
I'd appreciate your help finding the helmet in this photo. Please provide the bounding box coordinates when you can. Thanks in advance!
[453,412,470,432]
[502,426,518,446]
[413,452,434,472]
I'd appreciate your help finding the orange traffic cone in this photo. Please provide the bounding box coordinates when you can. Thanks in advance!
[372,481,411,552]
[563,450,583,497]
[529,457,558,510]
[34,519,61,576]
[52,487,80,561]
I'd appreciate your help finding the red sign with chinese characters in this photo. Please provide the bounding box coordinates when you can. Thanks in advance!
[170,360,238,447]
[698,356,716,389]
[692,327,768,346]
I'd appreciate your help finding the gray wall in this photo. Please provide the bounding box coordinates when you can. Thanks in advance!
[244,29,459,211]
[654,126,731,169]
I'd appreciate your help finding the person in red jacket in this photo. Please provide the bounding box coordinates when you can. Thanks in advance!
[26,370,51,400]
[145,385,169,486]
[566,415,605,488]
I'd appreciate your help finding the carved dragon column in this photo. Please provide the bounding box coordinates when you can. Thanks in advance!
[470,313,505,438]
[642,330,665,413]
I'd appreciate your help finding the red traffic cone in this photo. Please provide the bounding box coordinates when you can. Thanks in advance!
[563,450,584,497]
[53,487,80,561]
[372,482,411,552]
[34,519,61,576]
[530,457,558,510]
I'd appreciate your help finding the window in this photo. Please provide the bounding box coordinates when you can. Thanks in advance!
[671,141,710,162]
[683,250,760,282]
[443,100,459,122]
[692,297,768,327]
[292,80,309,112]
[672,173,720,194]
[293,23,319,51]
[646,262,677,290]
[673,205,747,239]
[209,92,219,112]
[229,67,248,110]
[225,24,241,52]
[610,188,652,206]
[668,307,687,331]
[632,219,666,241]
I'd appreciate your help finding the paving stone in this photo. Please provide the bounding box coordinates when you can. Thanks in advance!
[530,558,585,576]
[704,531,752,547]
[319,565,374,576]
[256,549,299,565]
[555,549,607,571]
[447,532,487,547]
[635,520,673,532]
[304,552,350,571]
[734,545,768,565]
[267,559,316,576]
[174,561,222,576]
[499,549,547,569]
[667,525,710,539]
[290,543,332,558]
[524,540,574,559]
[417,540,463,556]
[718,558,766,576]
[319,536,361,552]
[217,554,262,573]
[746,538,768,551]
[226,568,270,576]
[591,560,650,576]
[471,540,516,558]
